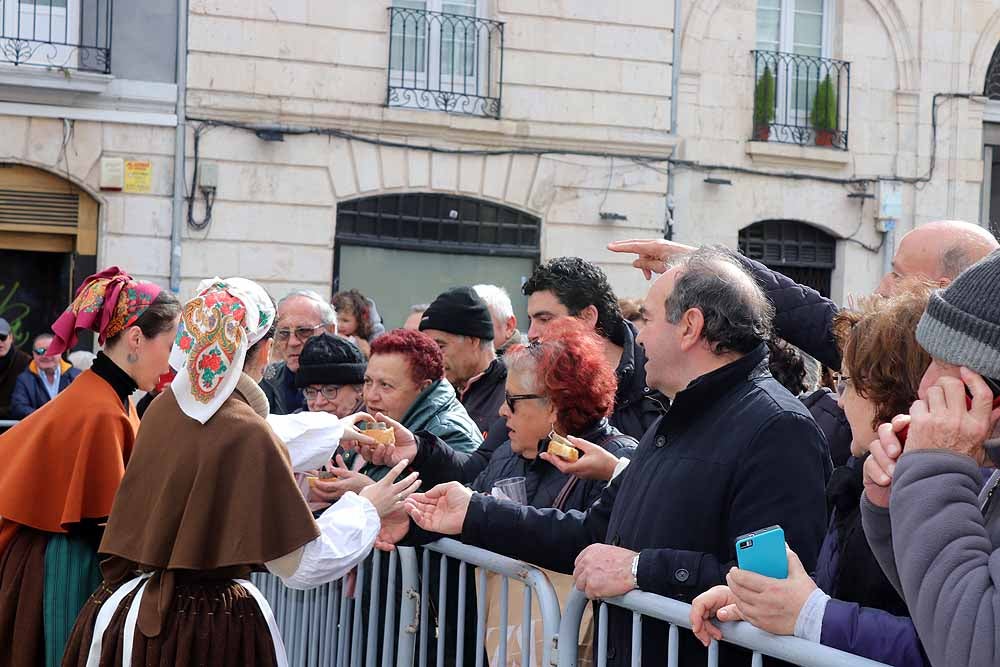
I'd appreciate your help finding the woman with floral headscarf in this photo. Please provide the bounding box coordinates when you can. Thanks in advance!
[0,267,181,667]
[61,277,421,667]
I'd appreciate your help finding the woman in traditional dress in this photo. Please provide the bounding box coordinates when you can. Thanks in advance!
[0,267,182,667]
[61,277,420,667]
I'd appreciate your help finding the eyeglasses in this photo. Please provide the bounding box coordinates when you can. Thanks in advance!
[275,324,325,343]
[835,375,852,397]
[33,347,47,356]
[304,385,342,401]
[505,391,544,412]
[0,333,8,342]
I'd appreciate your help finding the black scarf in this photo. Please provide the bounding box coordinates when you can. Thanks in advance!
[91,351,138,408]
[826,458,909,615]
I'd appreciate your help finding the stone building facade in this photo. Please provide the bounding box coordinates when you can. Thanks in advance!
[2,0,1000,333]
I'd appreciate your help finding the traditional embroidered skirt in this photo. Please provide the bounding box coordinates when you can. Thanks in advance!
[0,525,101,667]
[62,572,283,667]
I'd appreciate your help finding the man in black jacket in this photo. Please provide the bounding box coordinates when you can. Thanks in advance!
[405,247,831,666]
[419,286,506,437]
[0,318,29,421]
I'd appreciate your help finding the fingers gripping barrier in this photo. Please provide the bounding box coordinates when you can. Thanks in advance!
[557,587,892,667]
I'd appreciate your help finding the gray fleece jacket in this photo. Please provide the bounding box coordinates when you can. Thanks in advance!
[862,450,1000,667]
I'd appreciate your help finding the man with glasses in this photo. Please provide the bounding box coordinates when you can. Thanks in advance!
[10,333,81,419]
[261,290,338,414]
[0,318,30,421]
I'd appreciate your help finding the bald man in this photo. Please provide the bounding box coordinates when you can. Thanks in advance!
[609,220,999,369]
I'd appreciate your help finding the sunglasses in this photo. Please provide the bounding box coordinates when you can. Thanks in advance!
[504,392,544,412]
[275,324,325,343]
[0,333,8,342]
[33,347,48,356]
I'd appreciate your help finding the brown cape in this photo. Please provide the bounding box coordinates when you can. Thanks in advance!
[0,370,139,553]
[96,375,319,637]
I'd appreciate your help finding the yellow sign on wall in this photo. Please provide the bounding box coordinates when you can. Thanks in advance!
[123,160,152,193]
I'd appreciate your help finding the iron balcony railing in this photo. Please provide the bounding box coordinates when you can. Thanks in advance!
[0,0,112,74]
[387,6,503,118]
[751,49,850,151]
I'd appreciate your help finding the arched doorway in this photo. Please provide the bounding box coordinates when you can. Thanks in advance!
[0,165,99,350]
[738,220,836,297]
[334,193,541,329]
[983,42,1000,234]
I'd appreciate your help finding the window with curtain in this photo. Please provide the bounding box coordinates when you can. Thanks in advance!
[390,0,480,80]
[756,0,827,116]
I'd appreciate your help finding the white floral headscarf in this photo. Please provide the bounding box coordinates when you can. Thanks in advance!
[169,277,275,423]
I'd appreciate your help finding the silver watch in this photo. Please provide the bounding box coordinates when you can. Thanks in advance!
[630,553,640,589]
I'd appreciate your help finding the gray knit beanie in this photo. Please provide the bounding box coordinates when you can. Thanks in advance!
[916,250,1000,378]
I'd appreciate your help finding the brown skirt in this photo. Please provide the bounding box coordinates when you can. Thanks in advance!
[62,575,280,667]
[0,526,46,667]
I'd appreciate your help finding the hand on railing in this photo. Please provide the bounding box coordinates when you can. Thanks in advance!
[607,239,696,280]
[405,481,472,535]
[359,459,421,518]
[690,585,744,646]
[539,435,621,481]
[573,544,639,599]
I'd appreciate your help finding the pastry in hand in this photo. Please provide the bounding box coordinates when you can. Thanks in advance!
[547,432,579,462]
[360,421,396,445]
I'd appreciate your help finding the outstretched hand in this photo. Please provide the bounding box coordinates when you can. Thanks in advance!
[359,459,421,518]
[607,238,695,280]
[405,481,473,536]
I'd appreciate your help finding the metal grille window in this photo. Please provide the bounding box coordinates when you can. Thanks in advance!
[336,193,539,256]
[986,41,1000,99]
[387,2,504,118]
[0,0,111,72]
[739,220,836,297]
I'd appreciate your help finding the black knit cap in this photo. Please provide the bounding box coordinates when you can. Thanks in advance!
[295,333,367,388]
[419,286,494,340]
[916,250,1000,378]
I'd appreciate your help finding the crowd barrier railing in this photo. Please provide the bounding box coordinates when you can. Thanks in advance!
[251,546,420,667]
[420,537,562,667]
[0,419,18,428]
[557,586,891,667]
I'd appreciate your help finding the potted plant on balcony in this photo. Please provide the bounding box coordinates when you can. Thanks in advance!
[812,74,838,147]
[753,65,776,141]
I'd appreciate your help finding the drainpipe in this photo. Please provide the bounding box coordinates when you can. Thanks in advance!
[664,0,681,240]
[170,0,189,293]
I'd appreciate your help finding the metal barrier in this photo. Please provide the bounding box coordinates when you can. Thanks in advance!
[421,538,563,667]
[250,546,420,667]
[0,420,18,428]
[557,587,890,667]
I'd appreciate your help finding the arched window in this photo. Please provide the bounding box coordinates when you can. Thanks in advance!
[986,41,1000,99]
[334,193,540,328]
[738,220,836,297]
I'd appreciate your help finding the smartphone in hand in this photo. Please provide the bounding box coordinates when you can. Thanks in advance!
[735,525,787,579]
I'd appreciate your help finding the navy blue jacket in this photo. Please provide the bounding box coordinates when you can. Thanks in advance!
[458,344,831,666]
[814,458,929,666]
[10,361,81,419]
[730,253,842,370]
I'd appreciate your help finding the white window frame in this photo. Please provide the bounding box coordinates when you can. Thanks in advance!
[1,0,81,69]
[390,0,489,98]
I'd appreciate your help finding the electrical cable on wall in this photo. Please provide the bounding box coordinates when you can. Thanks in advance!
[184,93,982,234]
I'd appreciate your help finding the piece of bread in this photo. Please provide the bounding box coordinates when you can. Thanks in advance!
[363,422,396,445]
[547,433,579,462]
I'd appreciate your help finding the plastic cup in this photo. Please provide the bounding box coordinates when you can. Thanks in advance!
[492,476,528,505]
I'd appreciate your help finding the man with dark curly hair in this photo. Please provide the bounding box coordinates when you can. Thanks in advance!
[523,256,664,440]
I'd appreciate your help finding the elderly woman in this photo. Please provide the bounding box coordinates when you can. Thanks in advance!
[0,268,180,667]
[61,278,419,667]
[691,287,933,667]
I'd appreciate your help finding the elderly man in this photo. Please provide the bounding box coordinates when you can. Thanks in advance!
[473,284,526,355]
[261,290,338,414]
[0,318,29,421]
[405,247,830,666]
[610,220,999,370]
[420,287,506,436]
[860,250,1000,667]
[10,333,81,418]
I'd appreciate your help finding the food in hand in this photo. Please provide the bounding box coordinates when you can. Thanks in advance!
[547,433,579,462]
[307,470,336,488]
[360,421,396,445]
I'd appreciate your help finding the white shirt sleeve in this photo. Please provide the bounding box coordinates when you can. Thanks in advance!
[265,492,380,589]
[266,411,347,472]
[609,456,631,483]
[793,587,830,643]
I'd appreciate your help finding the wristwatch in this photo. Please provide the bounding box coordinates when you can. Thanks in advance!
[630,553,640,590]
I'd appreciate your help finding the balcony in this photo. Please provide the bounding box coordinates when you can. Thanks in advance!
[387,6,503,119]
[0,0,112,74]
[750,50,850,151]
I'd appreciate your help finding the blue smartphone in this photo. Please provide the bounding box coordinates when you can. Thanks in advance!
[735,525,787,579]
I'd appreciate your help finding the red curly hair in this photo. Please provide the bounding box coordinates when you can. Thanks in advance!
[369,329,444,386]
[506,318,617,434]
